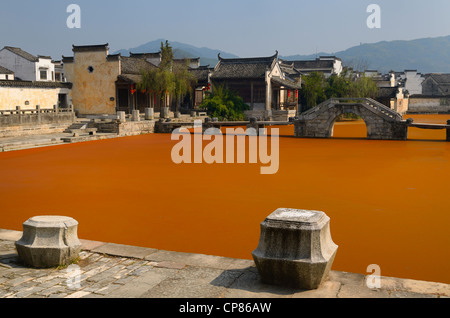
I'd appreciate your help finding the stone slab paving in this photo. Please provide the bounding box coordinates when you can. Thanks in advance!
[0,229,449,299]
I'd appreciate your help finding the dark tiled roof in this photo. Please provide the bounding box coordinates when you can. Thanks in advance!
[117,74,142,84]
[130,52,161,59]
[72,44,109,53]
[62,56,74,63]
[377,87,397,98]
[189,67,212,84]
[0,65,14,74]
[271,76,301,90]
[427,73,450,84]
[106,54,121,61]
[211,52,278,80]
[0,80,72,89]
[3,46,38,62]
[282,59,334,71]
[295,60,333,70]
[120,56,157,75]
[37,55,52,60]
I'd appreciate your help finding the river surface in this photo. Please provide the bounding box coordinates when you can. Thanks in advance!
[0,114,449,284]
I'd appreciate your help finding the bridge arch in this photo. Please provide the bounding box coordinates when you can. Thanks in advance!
[294,98,409,140]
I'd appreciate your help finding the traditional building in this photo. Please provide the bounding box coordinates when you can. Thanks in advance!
[0,80,72,111]
[421,73,450,96]
[189,65,213,108]
[377,86,409,115]
[210,52,301,120]
[281,56,343,78]
[0,46,55,82]
[0,65,14,80]
[63,44,164,115]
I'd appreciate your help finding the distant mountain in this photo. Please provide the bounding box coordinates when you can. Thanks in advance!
[114,38,238,67]
[281,35,450,74]
[115,36,450,74]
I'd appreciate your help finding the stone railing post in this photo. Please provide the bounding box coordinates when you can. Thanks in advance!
[252,208,338,290]
[117,111,126,123]
[132,109,140,122]
[16,106,22,125]
[145,107,154,120]
[15,216,82,268]
[36,105,41,124]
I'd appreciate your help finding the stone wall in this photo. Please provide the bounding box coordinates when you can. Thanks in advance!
[89,120,155,136]
[408,96,450,114]
[0,108,75,137]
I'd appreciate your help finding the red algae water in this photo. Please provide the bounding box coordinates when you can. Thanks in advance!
[0,114,449,284]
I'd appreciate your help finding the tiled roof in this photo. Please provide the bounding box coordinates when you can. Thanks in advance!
[2,46,38,62]
[271,76,301,90]
[211,52,278,80]
[283,59,334,71]
[117,74,142,84]
[0,65,14,74]
[189,66,212,84]
[427,73,450,84]
[0,80,72,89]
[72,44,109,53]
[130,52,161,59]
[120,56,157,75]
[62,56,74,63]
[377,87,397,98]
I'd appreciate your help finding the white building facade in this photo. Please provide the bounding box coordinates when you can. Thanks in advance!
[0,46,55,82]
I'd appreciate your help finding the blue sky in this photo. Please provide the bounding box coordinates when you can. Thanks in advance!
[1,0,449,59]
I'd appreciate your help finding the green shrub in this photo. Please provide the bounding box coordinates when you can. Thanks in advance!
[200,85,249,121]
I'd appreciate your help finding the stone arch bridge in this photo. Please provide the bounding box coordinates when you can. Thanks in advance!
[294,98,410,140]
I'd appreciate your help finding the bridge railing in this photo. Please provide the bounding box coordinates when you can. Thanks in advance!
[299,98,403,122]
[363,98,403,121]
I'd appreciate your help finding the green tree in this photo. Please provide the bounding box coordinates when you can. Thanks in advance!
[138,40,196,109]
[300,72,328,109]
[300,69,379,110]
[199,85,249,121]
[173,59,197,112]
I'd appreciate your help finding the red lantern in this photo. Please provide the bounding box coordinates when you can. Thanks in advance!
[295,90,298,98]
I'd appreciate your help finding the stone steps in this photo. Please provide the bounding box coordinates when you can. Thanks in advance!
[1,139,65,152]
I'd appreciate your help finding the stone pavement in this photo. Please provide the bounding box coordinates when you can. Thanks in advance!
[0,229,448,299]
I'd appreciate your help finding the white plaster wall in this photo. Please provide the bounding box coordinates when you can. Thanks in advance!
[0,86,70,111]
[0,74,14,80]
[0,49,36,81]
[333,60,343,76]
[35,58,55,81]
[404,71,424,95]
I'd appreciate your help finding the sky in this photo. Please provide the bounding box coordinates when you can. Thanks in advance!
[0,0,449,59]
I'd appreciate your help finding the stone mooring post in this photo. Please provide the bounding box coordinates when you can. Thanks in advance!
[15,216,82,268]
[252,208,338,290]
